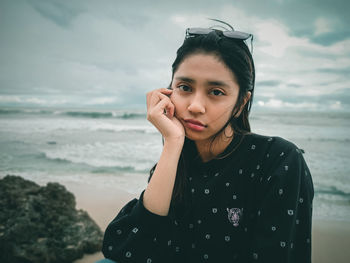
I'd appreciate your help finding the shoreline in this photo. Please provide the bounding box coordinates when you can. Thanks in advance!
[62,181,350,263]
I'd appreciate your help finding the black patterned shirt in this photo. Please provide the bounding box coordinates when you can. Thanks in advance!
[102,132,314,263]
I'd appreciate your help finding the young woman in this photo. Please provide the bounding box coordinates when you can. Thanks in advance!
[101,22,314,263]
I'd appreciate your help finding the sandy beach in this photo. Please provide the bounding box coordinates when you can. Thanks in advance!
[67,181,350,263]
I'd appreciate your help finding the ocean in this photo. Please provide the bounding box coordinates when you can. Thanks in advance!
[0,107,349,222]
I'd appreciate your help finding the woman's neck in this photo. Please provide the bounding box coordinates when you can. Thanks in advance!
[194,128,234,163]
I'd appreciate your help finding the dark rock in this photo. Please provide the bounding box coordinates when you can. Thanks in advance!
[0,175,103,263]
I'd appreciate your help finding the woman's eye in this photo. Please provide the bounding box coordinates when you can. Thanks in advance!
[210,89,225,96]
[177,85,192,92]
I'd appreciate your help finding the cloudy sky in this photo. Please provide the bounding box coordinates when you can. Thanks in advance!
[0,0,349,111]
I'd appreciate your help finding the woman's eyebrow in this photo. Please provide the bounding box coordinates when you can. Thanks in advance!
[175,76,195,83]
[175,76,231,88]
[206,80,230,88]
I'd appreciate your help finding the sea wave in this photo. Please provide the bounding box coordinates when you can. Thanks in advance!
[0,108,53,115]
[89,123,157,134]
[0,108,146,120]
[315,183,350,199]
[63,111,145,119]
[41,151,150,173]
[305,137,350,143]
[40,141,158,173]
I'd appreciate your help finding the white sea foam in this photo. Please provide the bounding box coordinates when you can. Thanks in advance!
[42,140,162,172]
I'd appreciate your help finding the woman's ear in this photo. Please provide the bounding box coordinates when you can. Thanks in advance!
[235,92,251,117]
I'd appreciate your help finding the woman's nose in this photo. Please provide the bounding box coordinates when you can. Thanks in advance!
[187,94,205,114]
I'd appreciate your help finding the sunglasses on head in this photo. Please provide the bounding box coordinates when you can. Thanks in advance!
[185,27,254,53]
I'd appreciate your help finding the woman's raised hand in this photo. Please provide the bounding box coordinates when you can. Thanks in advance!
[146,88,185,142]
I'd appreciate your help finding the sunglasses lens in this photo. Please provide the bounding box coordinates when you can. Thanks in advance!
[186,27,253,53]
[187,28,213,35]
[187,28,251,40]
[223,31,251,40]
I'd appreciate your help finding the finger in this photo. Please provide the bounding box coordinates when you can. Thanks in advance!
[148,90,174,116]
[148,91,162,110]
[154,96,174,115]
[153,92,172,107]
[160,88,173,95]
[146,91,152,109]
[146,90,163,109]
[165,102,175,118]
[146,88,171,109]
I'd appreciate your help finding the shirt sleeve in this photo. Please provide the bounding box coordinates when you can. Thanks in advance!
[102,189,174,263]
[248,139,314,262]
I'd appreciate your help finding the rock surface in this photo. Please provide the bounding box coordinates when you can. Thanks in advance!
[0,175,103,263]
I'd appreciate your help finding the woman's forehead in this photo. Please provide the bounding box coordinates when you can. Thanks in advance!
[173,53,238,85]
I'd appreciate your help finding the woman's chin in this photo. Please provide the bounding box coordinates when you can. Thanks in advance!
[184,130,211,143]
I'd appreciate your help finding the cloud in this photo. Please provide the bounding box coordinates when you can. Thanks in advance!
[28,0,83,28]
[314,17,334,36]
[0,95,68,106]
[256,80,281,87]
[255,98,347,112]
[84,97,119,105]
[255,20,310,58]
[0,0,349,111]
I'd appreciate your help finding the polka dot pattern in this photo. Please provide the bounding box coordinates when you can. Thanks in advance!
[101,134,314,263]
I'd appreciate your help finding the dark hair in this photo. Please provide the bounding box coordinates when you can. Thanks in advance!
[149,27,255,207]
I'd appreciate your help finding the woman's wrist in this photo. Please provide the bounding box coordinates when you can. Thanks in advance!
[163,136,185,152]
[163,135,185,148]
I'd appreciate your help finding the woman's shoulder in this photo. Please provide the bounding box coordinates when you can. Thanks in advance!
[244,132,301,154]
[243,132,309,179]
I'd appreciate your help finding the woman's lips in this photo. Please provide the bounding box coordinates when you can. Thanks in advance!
[184,119,207,132]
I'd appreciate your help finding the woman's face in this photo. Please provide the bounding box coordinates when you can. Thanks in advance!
[170,53,241,143]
